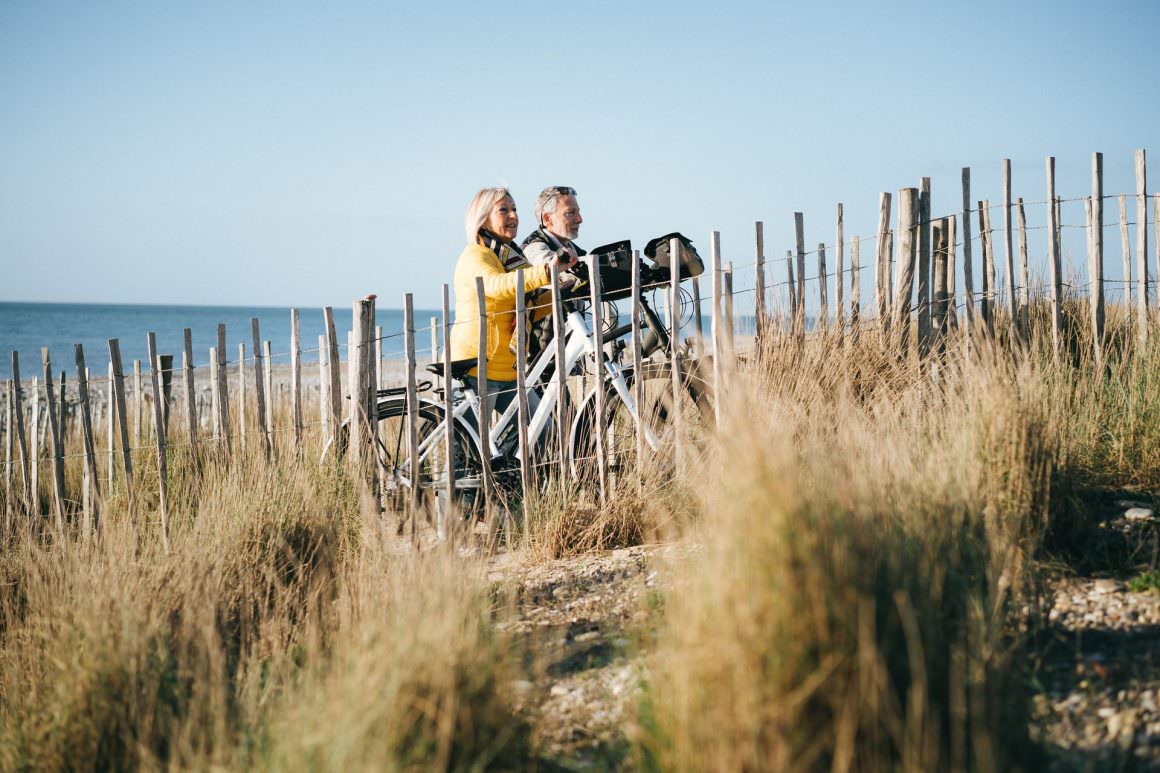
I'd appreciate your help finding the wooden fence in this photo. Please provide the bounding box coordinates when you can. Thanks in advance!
[2,148,1158,544]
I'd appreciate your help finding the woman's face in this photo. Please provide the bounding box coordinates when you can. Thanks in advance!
[484,195,519,242]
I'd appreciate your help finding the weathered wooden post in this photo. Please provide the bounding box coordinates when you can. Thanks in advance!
[10,355,31,514]
[710,232,722,426]
[1090,153,1105,363]
[723,260,735,353]
[182,329,197,448]
[893,188,919,355]
[850,234,861,331]
[440,284,456,535]
[1119,196,1132,332]
[348,302,369,472]
[216,323,230,440]
[1136,149,1149,346]
[630,251,645,488]
[291,309,302,449]
[147,333,170,553]
[513,274,531,505]
[403,294,421,534]
[835,204,845,331]
[875,192,893,337]
[962,168,976,327]
[754,221,766,349]
[1017,198,1030,339]
[794,213,806,337]
[1002,161,1017,327]
[473,278,493,517]
[979,200,995,337]
[1046,157,1064,355]
[323,308,343,450]
[209,348,221,445]
[668,238,684,479]
[29,377,39,513]
[549,265,568,479]
[262,340,274,445]
[237,343,247,451]
[3,380,12,528]
[74,344,101,534]
[41,350,66,537]
[251,319,270,458]
[932,218,950,357]
[785,250,797,331]
[917,179,931,357]
[947,214,959,332]
[318,334,329,444]
[108,339,137,528]
[132,359,143,445]
[587,256,609,504]
[106,361,115,488]
[816,245,828,329]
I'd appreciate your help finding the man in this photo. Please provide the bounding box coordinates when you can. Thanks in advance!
[521,185,586,266]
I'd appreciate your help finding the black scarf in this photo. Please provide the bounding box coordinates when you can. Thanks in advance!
[479,228,532,271]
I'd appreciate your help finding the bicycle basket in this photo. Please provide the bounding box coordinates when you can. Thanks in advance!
[644,232,705,280]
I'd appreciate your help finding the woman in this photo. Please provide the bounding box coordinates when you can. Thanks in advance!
[450,187,573,416]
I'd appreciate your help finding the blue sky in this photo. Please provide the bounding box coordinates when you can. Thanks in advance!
[1,0,1156,310]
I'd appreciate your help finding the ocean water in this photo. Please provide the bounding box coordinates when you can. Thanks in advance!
[0,302,442,382]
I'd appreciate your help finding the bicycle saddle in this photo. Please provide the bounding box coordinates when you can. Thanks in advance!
[425,358,476,380]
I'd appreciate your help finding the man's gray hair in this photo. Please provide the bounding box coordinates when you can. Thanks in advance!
[464,187,512,243]
[534,186,577,226]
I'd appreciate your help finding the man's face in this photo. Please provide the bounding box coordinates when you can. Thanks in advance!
[543,194,582,241]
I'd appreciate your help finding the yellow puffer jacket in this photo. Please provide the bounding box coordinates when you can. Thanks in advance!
[449,243,550,381]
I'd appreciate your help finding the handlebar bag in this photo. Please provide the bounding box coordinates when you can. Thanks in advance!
[585,240,637,301]
[644,232,705,280]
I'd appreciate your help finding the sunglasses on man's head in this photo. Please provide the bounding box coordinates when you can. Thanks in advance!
[548,186,577,196]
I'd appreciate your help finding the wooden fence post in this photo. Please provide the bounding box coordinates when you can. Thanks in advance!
[108,339,137,528]
[403,295,421,533]
[666,241,684,480]
[1046,157,1064,354]
[710,232,722,426]
[440,284,456,536]
[4,380,11,530]
[893,188,919,355]
[106,361,115,489]
[58,370,68,446]
[630,251,645,489]
[875,192,893,336]
[851,234,861,330]
[474,277,492,516]
[133,359,143,445]
[1002,160,1017,326]
[1136,148,1149,346]
[549,265,568,480]
[785,250,796,331]
[1091,153,1105,362]
[430,316,439,367]
[29,377,40,514]
[1017,198,1030,339]
[513,275,531,505]
[588,256,609,504]
[182,329,197,448]
[209,348,221,444]
[147,333,170,552]
[375,325,384,391]
[41,350,66,537]
[216,324,230,440]
[932,219,950,357]
[835,204,845,331]
[348,304,367,472]
[237,343,247,451]
[263,340,274,445]
[961,169,975,328]
[1119,195,1132,325]
[291,309,302,448]
[9,355,31,514]
[755,221,766,349]
[323,308,343,450]
[917,179,931,356]
[816,246,828,329]
[691,278,704,352]
[74,345,100,534]
[947,214,959,333]
[794,213,806,336]
[723,260,735,353]
[979,200,995,337]
[318,334,330,445]
[251,319,270,458]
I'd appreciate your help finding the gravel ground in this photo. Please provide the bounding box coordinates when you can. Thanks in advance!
[1030,500,1160,770]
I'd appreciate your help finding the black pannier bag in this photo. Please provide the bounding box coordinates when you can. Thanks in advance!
[644,232,705,281]
[570,239,639,301]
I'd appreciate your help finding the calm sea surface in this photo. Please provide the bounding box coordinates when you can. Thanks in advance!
[0,302,441,381]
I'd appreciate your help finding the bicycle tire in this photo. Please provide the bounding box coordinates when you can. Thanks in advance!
[569,359,714,482]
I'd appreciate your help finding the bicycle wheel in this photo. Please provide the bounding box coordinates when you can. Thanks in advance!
[569,359,713,482]
[360,397,484,524]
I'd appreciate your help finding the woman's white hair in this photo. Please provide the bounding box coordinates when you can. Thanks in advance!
[464,187,512,243]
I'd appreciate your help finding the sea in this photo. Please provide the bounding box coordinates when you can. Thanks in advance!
[0,301,442,382]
